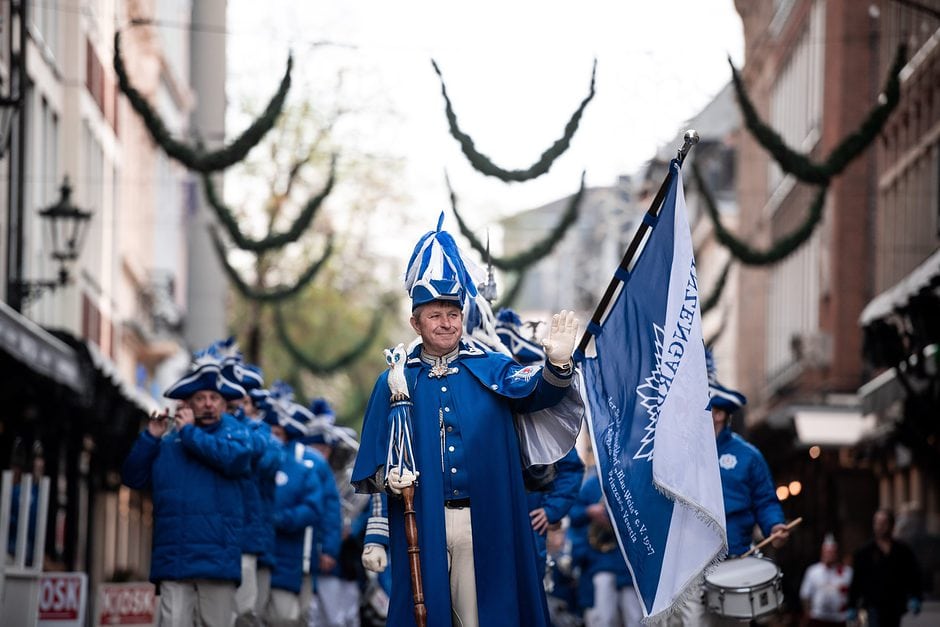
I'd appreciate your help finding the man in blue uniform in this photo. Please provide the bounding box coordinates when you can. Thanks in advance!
[122,350,253,627]
[352,217,581,627]
[710,382,789,558]
[219,345,282,627]
[669,381,789,626]
[263,395,322,626]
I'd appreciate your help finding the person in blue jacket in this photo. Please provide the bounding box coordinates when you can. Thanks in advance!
[300,399,350,627]
[263,395,322,626]
[352,217,582,627]
[709,382,788,558]
[669,381,789,626]
[218,343,283,627]
[570,471,642,627]
[122,350,253,627]
[528,446,585,581]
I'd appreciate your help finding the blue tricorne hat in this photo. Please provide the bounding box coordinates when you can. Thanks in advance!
[495,308,546,366]
[708,381,747,413]
[164,361,247,401]
[212,336,264,392]
[164,341,247,401]
[265,400,312,440]
[404,213,481,310]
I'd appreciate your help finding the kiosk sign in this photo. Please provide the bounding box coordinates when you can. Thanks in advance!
[37,572,87,626]
[96,582,157,626]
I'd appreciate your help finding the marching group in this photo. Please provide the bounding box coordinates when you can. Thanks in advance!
[120,218,925,627]
[122,338,369,627]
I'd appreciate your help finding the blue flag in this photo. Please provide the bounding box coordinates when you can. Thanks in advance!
[578,160,726,620]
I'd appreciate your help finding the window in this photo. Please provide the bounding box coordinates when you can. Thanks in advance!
[768,0,826,197]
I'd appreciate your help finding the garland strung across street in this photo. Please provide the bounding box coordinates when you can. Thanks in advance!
[700,258,732,315]
[692,160,828,266]
[432,59,596,182]
[729,44,905,186]
[274,304,383,375]
[200,156,337,253]
[447,171,586,272]
[114,30,293,173]
[210,229,334,302]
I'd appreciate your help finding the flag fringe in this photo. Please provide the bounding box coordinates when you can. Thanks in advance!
[640,480,727,625]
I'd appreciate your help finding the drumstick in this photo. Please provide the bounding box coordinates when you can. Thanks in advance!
[741,517,803,557]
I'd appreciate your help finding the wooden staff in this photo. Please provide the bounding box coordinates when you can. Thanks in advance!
[400,484,427,626]
[741,517,803,557]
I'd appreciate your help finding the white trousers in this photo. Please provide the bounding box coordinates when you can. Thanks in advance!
[445,506,477,627]
[584,572,643,627]
[235,554,258,616]
[158,579,236,627]
[256,566,272,617]
[307,575,360,627]
[267,588,301,625]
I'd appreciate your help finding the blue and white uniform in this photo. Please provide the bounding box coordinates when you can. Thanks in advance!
[715,426,784,557]
[353,342,573,627]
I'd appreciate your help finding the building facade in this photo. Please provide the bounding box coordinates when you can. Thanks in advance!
[731,0,940,599]
[0,0,228,604]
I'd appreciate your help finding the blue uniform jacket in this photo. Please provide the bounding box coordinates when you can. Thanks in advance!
[291,444,342,591]
[236,410,281,561]
[527,447,584,578]
[270,447,322,593]
[716,427,785,556]
[569,473,632,609]
[352,342,573,627]
[121,414,252,584]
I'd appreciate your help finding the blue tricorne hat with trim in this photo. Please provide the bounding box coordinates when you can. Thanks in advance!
[708,381,747,413]
[164,343,246,401]
[213,336,264,392]
[264,381,311,440]
[301,397,336,445]
[495,308,546,366]
[404,213,481,310]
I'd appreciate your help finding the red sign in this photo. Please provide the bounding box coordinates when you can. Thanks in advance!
[96,582,157,626]
[38,573,87,626]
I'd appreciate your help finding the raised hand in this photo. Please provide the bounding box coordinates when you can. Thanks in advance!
[541,309,580,367]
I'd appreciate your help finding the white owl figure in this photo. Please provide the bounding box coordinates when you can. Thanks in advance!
[384,343,409,401]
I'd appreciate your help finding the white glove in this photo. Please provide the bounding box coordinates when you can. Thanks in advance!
[362,543,388,572]
[541,310,580,367]
[386,467,418,495]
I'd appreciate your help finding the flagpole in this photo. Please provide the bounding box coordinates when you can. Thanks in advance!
[574,129,699,357]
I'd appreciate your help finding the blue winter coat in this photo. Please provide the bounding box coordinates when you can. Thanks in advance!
[352,342,573,627]
[527,447,584,578]
[716,426,785,556]
[235,411,281,561]
[305,446,342,575]
[569,473,632,609]
[121,414,252,583]
[270,447,322,594]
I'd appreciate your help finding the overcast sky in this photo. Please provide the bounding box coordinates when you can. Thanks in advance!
[225,1,744,259]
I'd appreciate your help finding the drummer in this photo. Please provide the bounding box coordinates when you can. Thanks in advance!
[709,381,790,558]
[669,380,789,626]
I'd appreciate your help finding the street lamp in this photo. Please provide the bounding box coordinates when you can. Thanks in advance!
[12,176,93,305]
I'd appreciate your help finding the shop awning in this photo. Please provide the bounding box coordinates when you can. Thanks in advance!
[84,341,159,415]
[792,407,876,446]
[860,248,940,326]
[0,300,82,392]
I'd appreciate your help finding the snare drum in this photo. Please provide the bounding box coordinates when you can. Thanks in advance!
[703,556,783,619]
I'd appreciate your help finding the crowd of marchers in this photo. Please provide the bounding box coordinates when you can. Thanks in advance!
[122,338,371,627]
